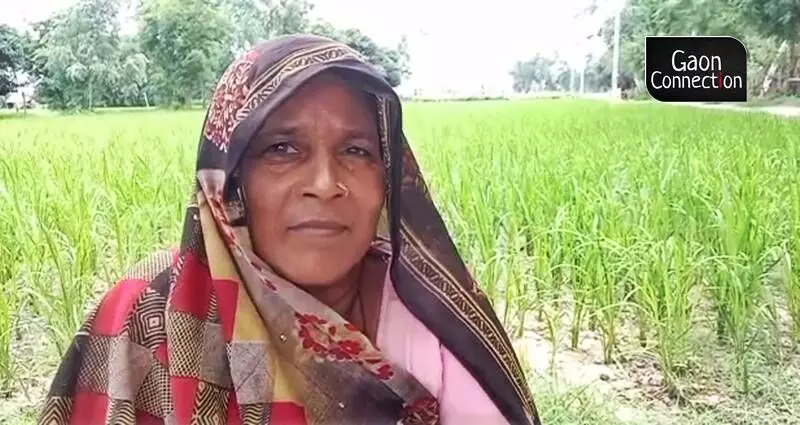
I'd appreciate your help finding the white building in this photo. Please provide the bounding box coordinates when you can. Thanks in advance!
[4,86,35,109]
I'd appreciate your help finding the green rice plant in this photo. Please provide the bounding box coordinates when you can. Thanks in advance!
[591,237,636,365]
[635,236,701,396]
[566,202,598,351]
[0,113,193,358]
[2,100,800,407]
[711,260,761,394]
[0,282,18,394]
[787,161,800,343]
[0,167,20,392]
[708,185,771,393]
[788,242,800,344]
[502,224,536,337]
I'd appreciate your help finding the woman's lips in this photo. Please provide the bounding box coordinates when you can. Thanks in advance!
[288,219,349,237]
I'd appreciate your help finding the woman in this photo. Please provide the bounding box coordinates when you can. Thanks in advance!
[39,34,541,425]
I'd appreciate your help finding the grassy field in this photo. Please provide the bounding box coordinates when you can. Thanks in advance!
[1,100,799,424]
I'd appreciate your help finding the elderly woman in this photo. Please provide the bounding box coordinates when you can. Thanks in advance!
[39,35,541,425]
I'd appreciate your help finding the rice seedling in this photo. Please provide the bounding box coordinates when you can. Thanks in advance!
[1,99,799,413]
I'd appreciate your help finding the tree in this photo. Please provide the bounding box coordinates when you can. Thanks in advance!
[220,0,411,87]
[22,18,55,85]
[309,24,410,87]
[114,35,151,107]
[23,18,63,107]
[736,0,800,83]
[509,0,760,96]
[552,56,572,90]
[584,53,612,92]
[0,25,24,97]
[30,0,122,110]
[222,0,314,55]
[509,54,568,93]
[266,0,314,37]
[597,0,751,91]
[19,0,412,108]
[736,0,800,44]
[138,0,233,106]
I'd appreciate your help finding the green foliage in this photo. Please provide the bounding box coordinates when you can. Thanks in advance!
[511,0,799,96]
[309,24,410,87]
[117,36,151,107]
[0,25,24,97]
[510,54,561,93]
[16,0,409,109]
[736,0,800,43]
[32,0,122,110]
[604,0,799,94]
[613,0,748,82]
[222,0,314,53]
[138,0,233,106]
[510,52,611,94]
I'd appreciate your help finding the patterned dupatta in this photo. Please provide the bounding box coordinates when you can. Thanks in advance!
[39,35,541,425]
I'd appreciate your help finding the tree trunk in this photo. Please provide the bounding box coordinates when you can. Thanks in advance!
[142,86,150,108]
[788,42,800,95]
[88,77,94,111]
[760,40,789,97]
[21,91,27,116]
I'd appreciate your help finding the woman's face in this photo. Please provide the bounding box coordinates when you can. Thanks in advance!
[242,72,385,287]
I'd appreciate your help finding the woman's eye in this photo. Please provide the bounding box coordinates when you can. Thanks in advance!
[264,142,298,155]
[345,146,372,157]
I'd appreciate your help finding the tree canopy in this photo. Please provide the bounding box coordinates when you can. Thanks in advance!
[15,0,410,110]
[509,0,800,97]
[0,25,24,97]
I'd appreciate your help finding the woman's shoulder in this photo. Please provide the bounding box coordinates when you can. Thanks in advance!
[377,273,509,424]
[120,248,178,284]
[81,248,178,337]
[104,247,177,304]
[377,272,444,395]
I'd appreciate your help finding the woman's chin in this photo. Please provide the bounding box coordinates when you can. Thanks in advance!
[271,256,358,287]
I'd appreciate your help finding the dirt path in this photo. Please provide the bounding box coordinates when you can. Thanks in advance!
[682,102,800,118]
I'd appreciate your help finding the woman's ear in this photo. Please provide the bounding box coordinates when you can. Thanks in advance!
[226,173,249,227]
[376,205,390,239]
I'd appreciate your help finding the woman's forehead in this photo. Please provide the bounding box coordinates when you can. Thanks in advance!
[258,72,379,129]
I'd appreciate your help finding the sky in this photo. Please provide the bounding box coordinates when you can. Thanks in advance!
[2,0,618,96]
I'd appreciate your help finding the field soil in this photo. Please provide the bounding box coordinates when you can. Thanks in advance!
[514,314,800,424]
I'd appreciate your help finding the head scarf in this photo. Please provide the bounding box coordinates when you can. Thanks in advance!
[39,34,541,425]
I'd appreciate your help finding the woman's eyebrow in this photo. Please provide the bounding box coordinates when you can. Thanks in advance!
[257,121,378,141]
[341,128,379,140]
[258,123,299,137]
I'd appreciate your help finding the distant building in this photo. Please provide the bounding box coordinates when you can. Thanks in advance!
[4,86,35,110]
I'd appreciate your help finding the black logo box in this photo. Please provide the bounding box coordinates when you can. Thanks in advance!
[645,36,747,102]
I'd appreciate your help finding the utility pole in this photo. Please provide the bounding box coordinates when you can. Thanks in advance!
[570,68,576,92]
[580,58,586,93]
[574,3,590,95]
[579,31,587,94]
[611,0,622,99]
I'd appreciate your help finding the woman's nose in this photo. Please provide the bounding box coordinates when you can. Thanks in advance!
[301,153,346,199]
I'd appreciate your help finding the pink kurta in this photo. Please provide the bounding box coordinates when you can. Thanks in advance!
[376,268,511,425]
